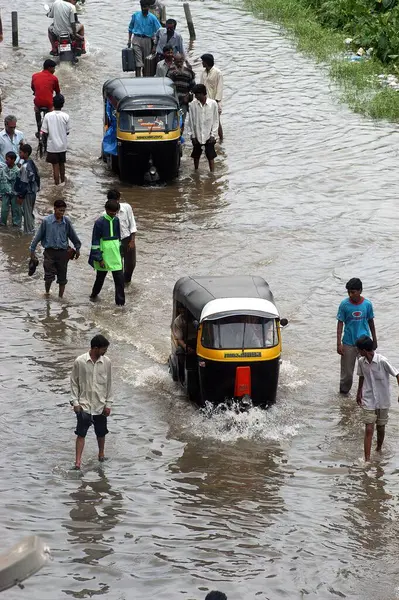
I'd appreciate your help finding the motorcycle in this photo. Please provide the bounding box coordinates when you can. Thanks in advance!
[44,3,84,64]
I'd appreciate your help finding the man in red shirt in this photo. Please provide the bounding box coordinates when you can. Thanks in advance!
[31,60,61,132]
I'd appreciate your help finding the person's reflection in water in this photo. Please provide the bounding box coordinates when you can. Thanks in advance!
[344,465,393,556]
[64,470,124,565]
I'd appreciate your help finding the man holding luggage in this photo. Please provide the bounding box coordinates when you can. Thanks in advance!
[127,0,161,77]
[29,199,81,298]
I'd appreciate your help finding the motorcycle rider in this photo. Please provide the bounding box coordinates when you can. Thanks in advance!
[31,59,60,134]
[47,0,85,57]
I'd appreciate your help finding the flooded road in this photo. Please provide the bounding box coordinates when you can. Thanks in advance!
[2,0,399,598]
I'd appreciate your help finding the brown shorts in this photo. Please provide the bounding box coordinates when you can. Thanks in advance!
[362,408,389,426]
[43,248,69,285]
[46,151,66,164]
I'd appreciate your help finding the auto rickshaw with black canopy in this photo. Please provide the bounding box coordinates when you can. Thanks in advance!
[102,77,181,184]
[168,276,288,408]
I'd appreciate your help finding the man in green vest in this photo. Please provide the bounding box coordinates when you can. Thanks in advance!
[89,198,125,306]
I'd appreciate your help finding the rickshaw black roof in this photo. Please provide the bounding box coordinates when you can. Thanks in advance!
[173,276,275,319]
[103,77,179,110]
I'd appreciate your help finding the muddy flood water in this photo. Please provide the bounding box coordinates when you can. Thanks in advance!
[2,0,399,598]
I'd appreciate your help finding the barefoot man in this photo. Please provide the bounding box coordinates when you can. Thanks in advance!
[70,335,113,470]
[356,335,399,461]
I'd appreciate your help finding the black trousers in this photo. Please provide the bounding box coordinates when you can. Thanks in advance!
[121,236,137,283]
[91,270,125,306]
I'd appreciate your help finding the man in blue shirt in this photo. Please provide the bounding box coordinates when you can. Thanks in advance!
[336,277,377,394]
[127,0,161,77]
[30,199,81,298]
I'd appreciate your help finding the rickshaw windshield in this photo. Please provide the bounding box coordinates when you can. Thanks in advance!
[119,110,178,132]
[201,316,278,349]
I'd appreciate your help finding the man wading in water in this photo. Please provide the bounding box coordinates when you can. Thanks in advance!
[355,335,399,461]
[70,335,113,470]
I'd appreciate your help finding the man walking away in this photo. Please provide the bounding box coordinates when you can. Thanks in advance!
[155,19,185,57]
[185,84,219,172]
[0,151,21,227]
[70,335,113,470]
[337,277,377,394]
[29,199,81,298]
[31,60,60,134]
[47,0,84,56]
[0,115,24,166]
[41,93,70,186]
[89,198,125,306]
[200,54,224,141]
[127,0,161,78]
[16,144,40,234]
[107,190,137,285]
[355,335,399,461]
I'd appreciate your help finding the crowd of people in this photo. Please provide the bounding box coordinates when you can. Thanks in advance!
[127,0,224,170]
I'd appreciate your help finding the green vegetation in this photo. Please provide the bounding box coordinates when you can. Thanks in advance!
[246,0,399,121]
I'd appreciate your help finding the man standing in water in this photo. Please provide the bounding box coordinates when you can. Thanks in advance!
[30,199,81,298]
[89,197,125,306]
[200,54,224,141]
[185,84,219,172]
[106,189,137,285]
[355,335,399,461]
[337,278,377,394]
[0,115,25,166]
[70,335,113,470]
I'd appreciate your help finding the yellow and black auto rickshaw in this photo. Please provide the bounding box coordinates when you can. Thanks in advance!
[168,276,288,408]
[102,77,181,184]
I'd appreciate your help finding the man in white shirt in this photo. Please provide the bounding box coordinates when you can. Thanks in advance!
[200,54,224,141]
[185,84,219,172]
[70,335,113,470]
[0,115,25,166]
[107,189,137,284]
[41,93,70,186]
[355,335,399,461]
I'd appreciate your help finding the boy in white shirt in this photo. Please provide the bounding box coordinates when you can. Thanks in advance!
[41,93,70,186]
[356,335,399,461]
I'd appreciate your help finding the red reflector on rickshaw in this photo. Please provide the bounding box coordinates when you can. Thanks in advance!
[234,366,251,397]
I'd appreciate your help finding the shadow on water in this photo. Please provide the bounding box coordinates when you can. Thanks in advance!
[61,469,125,598]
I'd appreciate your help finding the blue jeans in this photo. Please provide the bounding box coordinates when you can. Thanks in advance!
[1,194,21,227]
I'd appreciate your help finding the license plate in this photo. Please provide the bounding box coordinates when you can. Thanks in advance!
[60,44,71,51]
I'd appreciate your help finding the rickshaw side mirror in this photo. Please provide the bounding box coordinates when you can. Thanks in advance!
[193,320,199,330]
[280,318,288,327]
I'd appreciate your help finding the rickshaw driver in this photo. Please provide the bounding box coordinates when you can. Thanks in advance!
[172,307,196,381]
[172,307,196,353]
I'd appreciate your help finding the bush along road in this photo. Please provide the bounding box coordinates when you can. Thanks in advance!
[247,0,399,121]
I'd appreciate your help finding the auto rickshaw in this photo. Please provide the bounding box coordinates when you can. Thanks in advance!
[102,77,181,183]
[168,276,288,408]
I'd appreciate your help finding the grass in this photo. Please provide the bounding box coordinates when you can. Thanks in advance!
[246,0,399,121]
